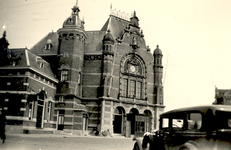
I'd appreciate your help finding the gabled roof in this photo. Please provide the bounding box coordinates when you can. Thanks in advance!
[84,16,130,54]
[0,48,57,82]
[101,16,129,42]
[29,13,146,55]
[30,32,59,56]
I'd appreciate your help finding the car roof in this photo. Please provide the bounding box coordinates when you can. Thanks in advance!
[160,105,231,117]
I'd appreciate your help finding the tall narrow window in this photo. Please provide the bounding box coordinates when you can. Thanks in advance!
[40,63,44,69]
[58,115,64,124]
[59,96,64,102]
[58,110,65,130]
[130,80,135,98]
[121,79,128,97]
[77,72,81,96]
[29,102,34,120]
[136,82,142,99]
[61,70,68,81]
[47,102,51,121]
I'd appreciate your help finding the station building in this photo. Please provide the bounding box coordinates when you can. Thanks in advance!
[0,3,165,137]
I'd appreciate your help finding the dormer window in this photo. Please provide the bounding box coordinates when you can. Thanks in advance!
[45,39,52,50]
[40,63,44,69]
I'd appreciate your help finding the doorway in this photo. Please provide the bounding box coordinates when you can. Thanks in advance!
[36,105,43,128]
[113,107,125,135]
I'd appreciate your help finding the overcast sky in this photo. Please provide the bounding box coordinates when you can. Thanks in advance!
[1,0,231,111]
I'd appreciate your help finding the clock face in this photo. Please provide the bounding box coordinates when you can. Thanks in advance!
[130,65,136,73]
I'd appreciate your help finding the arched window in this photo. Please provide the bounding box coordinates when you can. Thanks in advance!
[44,39,52,50]
[60,64,70,82]
[61,70,68,81]
[120,54,146,100]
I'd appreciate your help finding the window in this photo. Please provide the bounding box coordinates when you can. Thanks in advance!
[121,79,128,97]
[40,63,44,69]
[47,102,51,121]
[120,54,146,100]
[162,118,169,128]
[129,80,135,97]
[136,82,142,99]
[187,113,202,130]
[45,44,51,50]
[78,72,81,84]
[29,102,34,120]
[172,119,184,129]
[58,115,64,124]
[61,70,68,81]
[121,79,143,99]
[77,72,81,96]
[59,96,64,102]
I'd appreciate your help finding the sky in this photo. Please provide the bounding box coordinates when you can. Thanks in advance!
[1,0,231,111]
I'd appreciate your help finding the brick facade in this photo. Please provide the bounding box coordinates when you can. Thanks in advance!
[0,3,165,137]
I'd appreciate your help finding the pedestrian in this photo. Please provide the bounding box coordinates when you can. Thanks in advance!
[0,110,7,143]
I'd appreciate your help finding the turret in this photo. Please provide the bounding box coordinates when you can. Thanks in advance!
[102,29,114,56]
[56,2,87,97]
[153,45,163,105]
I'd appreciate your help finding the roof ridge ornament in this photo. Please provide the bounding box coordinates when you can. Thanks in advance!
[110,5,130,21]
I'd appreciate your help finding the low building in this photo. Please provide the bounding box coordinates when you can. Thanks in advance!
[0,3,165,137]
[213,87,231,105]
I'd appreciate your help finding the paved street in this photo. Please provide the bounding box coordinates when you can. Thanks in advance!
[0,134,135,150]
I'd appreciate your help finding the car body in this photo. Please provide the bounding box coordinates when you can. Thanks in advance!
[133,105,231,150]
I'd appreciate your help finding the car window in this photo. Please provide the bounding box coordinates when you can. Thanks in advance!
[216,111,231,129]
[172,119,184,128]
[187,113,202,130]
[162,118,169,128]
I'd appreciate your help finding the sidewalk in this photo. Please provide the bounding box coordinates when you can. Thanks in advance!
[6,133,134,139]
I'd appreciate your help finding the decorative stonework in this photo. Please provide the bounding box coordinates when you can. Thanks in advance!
[110,7,130,21]
[84,55,102,60]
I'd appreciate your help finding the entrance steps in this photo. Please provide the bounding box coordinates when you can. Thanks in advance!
[54,130,72,135]
[23,129,54,134]
[112,133,126,138]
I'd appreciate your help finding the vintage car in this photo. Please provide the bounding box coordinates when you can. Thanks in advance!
[133,105,231,150]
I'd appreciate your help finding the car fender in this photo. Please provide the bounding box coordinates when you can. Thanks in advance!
[133,137,149,150]
[180,140,204,150]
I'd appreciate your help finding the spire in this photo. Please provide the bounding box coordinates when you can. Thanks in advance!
[61,1,83,29]
[72,0,80,16]
[130,11,139,27]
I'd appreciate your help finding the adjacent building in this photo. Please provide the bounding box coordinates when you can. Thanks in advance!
[213,87,231,105]
[0,3,165,137]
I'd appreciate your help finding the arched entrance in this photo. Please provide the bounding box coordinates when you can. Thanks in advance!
[126,108,152,137]
[113,107,125,135]
[125,108,139,137]
[144,110,152,133]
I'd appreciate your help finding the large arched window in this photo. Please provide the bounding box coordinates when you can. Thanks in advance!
[120,54,146,100]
